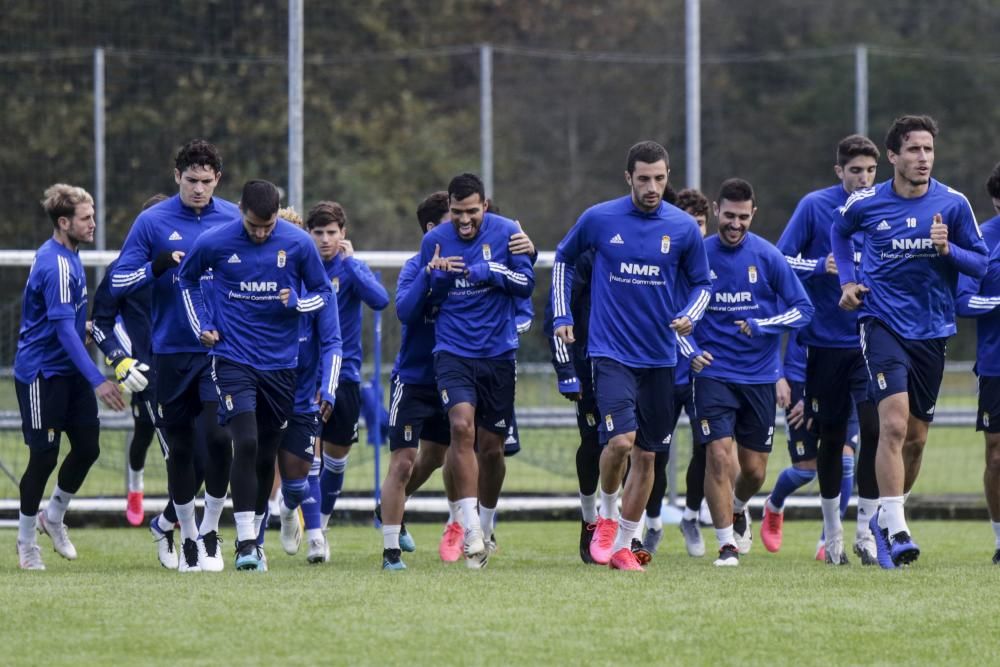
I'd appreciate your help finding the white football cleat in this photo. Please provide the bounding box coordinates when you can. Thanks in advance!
[279,503,302,555]
[464,528,488,569]
[307,533,329,564]
[197,531,225,572]
[37,512,77,560]
[17,540,45,570]
[178,538,202,573]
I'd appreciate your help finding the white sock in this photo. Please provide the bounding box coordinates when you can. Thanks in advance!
[447,500,462,525]
[879,496,907,536]
[320,513,331,531]
[715,525,735,549]
[458,497,481,533]
[612,517,640,552]
[682,507,699,521]
[992,521,1000,548]
[156,513,174,533]
[579,491,598,524]
[46,485,73,525]
[383,524,401,550]
[903,491,911,504]
[765,497,783,514]
[857,497,878,536]
[599,489,619,520]
[18,512,36,544]
[645,513,663,532]
[199,493,226,536]
[253,513,265,537]
[235,511,256,542]
[479,505,497,539]
[127,467,144,493]
[821,496,843,541]
[175,499,198,542]
[733,496,748,514]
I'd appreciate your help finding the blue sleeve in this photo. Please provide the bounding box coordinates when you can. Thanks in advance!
[675,332,703,359]
[677,228,712,322]
[777,200,825,279]
[39,255,77,322]
[552,215,590,329]
[945,203,989,279]
[956,243,1000,317]
[395,259,431,325]
[747,252,815,336]
[177,238,214,337]
[54,319,106,388]
[832,202,861,285]
[548,333,579,393]
[110,217,154,297]
[467,251,535,297]
[318,290,343,405]
[91,265,126,361]
[289,241,333,313]
[344,258,389,311]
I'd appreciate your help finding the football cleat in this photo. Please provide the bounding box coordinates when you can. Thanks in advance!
[589,516,618,565]
[279,503,303,555]
[869,510,896,569]
[37,512,77,560]
[126,491,145,527]
[760,501,783,553]
[197,531,224,572]
[149,515,179,569]
[815,538,826,562]
[733,508,752,554]
[178,538,201,573]
[234,539,266,571]
[579,521,596,564]
[609,546,645,571]
[464,528,488,569]
[992,548,1000,565]
[853,534,879,566]
[382,548,407,571]
[678,518,705,558]
[307,533,329,564]
[713,544,740,567]
[824,537,849,565]
[631,538,652,566]
[399,524,416,553]
[486,532,498,557]
[889,531,920,567]
[17,540,45,570]
[439,522,464,563]
[641,527,664,556]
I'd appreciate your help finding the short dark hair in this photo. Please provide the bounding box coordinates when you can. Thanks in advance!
[676,188,709,218]
[306,201,348,230]
[416,191,449,232]
[987,163,1000,200]
[837,134,880,167]
[626,141,669,174]
[240,180,280,219]
[142,193,169,211]
[174,139,223,174]
[448,173,485,202]
[662,185,678,207]
[885,115,938,154]
[716,178,755,207]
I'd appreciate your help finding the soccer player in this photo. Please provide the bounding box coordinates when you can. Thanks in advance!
[304,201,390,559]
[773,134,881,565]
[553,141,711,572]
[14,184,127,570]
[91,193,168,528]
[641,187,710,561]
[833,115,987,568]
[179,179,332,571]
[683,178,814,567]
[418,172,535,568]
[954,161,1000,565]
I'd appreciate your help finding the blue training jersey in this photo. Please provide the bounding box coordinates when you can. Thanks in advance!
[782,330,807,383]
[956,216,1000,376]
[833,178,987,340]
[393,254,439,386]
[14,239,104,387]
[292,292,344,414]
[418,213,535,359]
[92,258,153,365]
[777,184,864,349]
[111,195,241,355]
[683,232,814,384]
[553,196,711,368]
[324,253,389,384]
[178,218,333,370]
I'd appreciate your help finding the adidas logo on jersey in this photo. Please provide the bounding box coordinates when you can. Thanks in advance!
[709,270,718,280]
[227,253,242,263]
[168,231,183,241]
[610,233,624,245]
[876,220,891,231]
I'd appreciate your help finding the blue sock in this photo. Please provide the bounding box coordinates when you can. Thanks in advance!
[281,477,309,511]
[839,454,855,518]
[769,467,816,509]
[256,508,269,546]
[320,453,349,515]
[302,460,322,531]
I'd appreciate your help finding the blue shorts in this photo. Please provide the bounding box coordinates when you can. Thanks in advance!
[155,352,217,427]
[212,357,295,431]
[503,413,521,456]
[573,354,599,440]
[388,378,450,451]
[977,375,1000,433]
[860,318,946,422]
[435,352,516,435]
[785,380,818,463]
[320,381,361,446]
[15,372,99,451]
[592,357,675,453]
[280,412,320,461]
[805,346,869,427]
[694,377,776,453]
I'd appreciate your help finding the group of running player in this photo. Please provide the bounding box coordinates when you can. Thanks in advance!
[12,114,1000,573]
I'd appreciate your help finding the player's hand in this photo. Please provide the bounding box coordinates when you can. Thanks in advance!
[320,399,334,422]
[776,377,791,409]
[96,380,127,411]
[508,221,536,256]
[555,324,575,344]
[691,350,713,373]
[787,399,806,428]
[112,356,150,393]
[670,316,693,336]
[279,287,301,308]
[838,282,869,311]
[825,253,839,275]
[339,239,355,258]
[199,329,220,347]
[735,320,754,337]
[931,213,949,256]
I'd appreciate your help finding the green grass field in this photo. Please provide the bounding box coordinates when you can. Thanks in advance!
[2,521,999,666]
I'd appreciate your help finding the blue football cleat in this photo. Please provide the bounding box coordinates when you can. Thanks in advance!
[382,548,407,571]
[889,532,920,566]
[399,525,416,553]
[235,539,266,571]
[869,509,897,569]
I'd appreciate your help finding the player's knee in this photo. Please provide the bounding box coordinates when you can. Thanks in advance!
[879,414,908,447]
[449,418,475,444]
[986,440,1000,473]
[389,452,416,481]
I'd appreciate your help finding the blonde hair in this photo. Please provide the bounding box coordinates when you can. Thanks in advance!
[278,206,303,228]
[42,184,94,226]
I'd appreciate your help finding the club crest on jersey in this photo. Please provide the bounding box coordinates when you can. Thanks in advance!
[404,425,413,442]
[225,394,234,411]
[277,249,286,268]
[660,235,671,254]
[701,420,711,436]
[604,414,614,432]
[585,413,596,427]
[876,372,887,390]
[441,389,449,405]
[748,265,758,283]
[482,244,492,260]
[332,277,340,293]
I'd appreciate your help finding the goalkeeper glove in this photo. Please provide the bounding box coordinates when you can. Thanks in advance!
[107,354,150,393]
